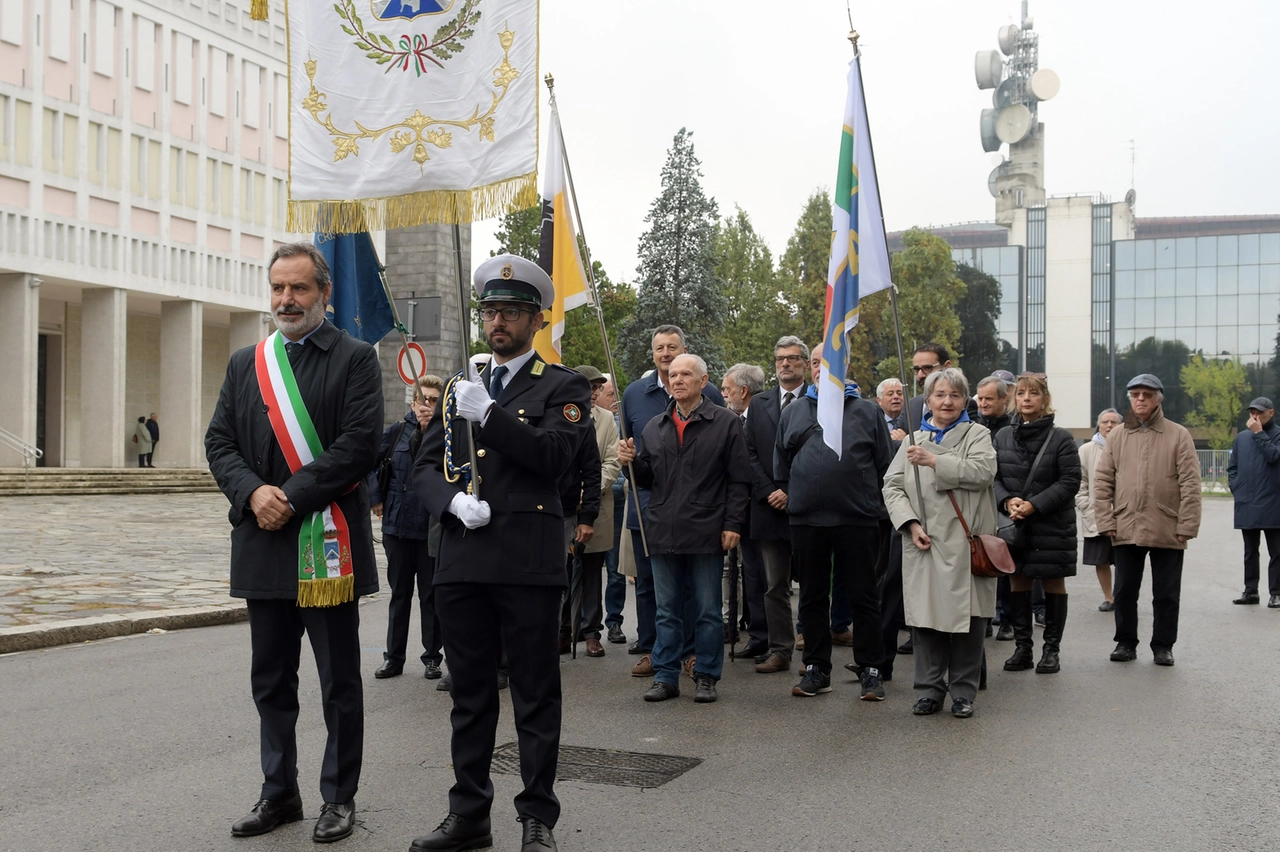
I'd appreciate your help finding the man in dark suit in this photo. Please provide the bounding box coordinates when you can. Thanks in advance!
[410,255,591,852]
[744,335,808,673]
[903,343,980,430]
[205,241,383,844]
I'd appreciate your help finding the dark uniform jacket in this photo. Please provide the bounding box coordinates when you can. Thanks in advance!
[992,415,1081,579]
[413,355,592,587]
[1228,419,1280,530]
[369,411,433,541]
[629,398,750,555]
[745,384,801,542]
[774,392,893,527]
[559,424,602,528]
[205,321,383,600]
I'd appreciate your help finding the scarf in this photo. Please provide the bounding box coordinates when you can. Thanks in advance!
[804,380,861,401]
[920,409,971,444]
[1091,431,1106,448]
[255,332,355,608]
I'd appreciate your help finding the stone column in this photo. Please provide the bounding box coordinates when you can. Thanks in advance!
[159,301,204,468]
[230,311,268,354]
[0,274,39,466]
[80,288,129,468]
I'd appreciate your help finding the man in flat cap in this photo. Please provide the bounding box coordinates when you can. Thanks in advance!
[1093,373,1201,667]
[411,254,592,852]
[1228,397,1280,607]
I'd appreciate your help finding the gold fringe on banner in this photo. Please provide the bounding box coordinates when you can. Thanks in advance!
[250,0,269,21]
[286,172,538,234]
[296,574,355,608]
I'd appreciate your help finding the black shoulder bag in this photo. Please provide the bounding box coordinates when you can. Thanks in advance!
[996,432,1052,554]
[376,421,409,497]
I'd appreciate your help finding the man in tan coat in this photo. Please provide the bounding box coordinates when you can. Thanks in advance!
[1093,373,1201,667]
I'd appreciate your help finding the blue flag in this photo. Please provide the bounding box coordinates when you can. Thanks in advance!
[315,231,396,343]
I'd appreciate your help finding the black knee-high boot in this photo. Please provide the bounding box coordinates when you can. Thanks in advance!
[1036,593,1067,673]
[1003,590,1034,671]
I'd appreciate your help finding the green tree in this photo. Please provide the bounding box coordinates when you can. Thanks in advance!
[1114,336,1194,422]
[777,190,832,353]
[1182,354,1248,449]
[953,263,1004,382]
[619,128,726,379]
[560,262,637,390]
[491,203,542,259]
[712,207,786,376]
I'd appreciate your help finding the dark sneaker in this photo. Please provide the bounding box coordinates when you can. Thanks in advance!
[951,698,974,718]
[693,675,717,703]
[859,667,885,701]
[791,665,832,697]
[642,680,680,702]
[1109,644,1137,662]
[1098,600,1115,612]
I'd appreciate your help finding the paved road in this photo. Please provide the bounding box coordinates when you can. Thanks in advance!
[3,496,1279,851]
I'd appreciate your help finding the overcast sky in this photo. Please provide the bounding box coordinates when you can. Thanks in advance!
[470,0,1280,285]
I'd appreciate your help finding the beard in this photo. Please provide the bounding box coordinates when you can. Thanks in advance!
[274,299,326,337]
[487,322,535,357]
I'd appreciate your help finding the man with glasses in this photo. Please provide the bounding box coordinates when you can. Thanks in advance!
[410,254,592,852]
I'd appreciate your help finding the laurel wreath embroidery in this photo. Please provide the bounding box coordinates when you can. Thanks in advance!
[300,24,519,168]
[336,0,480,76]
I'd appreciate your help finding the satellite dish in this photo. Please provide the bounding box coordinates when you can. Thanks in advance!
[1125,188,1137,208]
[989,161,1008,197]
[1030,68,1060,101]
[975,50,1003,90]
[995,104,1032,144]
[980,109,1001,153]
[998,24,1019,56]
[993,77,1020,110]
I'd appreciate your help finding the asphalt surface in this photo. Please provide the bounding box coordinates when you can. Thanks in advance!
[3,496,1279,851]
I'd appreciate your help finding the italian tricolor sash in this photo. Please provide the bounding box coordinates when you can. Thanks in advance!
[255,331,355,607]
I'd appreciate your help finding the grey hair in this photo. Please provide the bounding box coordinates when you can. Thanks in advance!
[774,335,810,360]
[724,363,766,395]
[923,367,970,400]
[976,375,1009,398]
[671,353,708,379]
[651,324,686,347]
[1096,407,1121,425]
[876,378,903,397]
[269,241,332,291]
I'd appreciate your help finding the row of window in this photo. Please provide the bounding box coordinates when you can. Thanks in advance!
[1114,264,1280,299]
[1115,234,1280,270]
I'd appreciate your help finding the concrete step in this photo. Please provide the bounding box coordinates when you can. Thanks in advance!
[0,468,221,496]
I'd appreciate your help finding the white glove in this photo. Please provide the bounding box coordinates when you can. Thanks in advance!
[453,379,494,424]
[448,493,492,530]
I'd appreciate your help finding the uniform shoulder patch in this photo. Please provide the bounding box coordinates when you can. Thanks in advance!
[563,404,582,423]
[530,361,545,377]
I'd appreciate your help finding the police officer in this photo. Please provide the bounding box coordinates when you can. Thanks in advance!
[410,255,592,852]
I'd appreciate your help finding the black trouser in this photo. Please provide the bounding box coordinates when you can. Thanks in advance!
[561,551,607,640]
[1242,528,1280,596]
[246,598,363,805]
[791,523,884,674]
[436,582,562,828]
[137,452,151,467]
[739,537,768,646]
[1112,544,1184,652]
[878,528,904,676]
[382,532,442,667]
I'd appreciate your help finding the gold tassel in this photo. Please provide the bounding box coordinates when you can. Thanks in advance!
[250,0,269,21]
[286,172,538,234]
[296,574,355,608]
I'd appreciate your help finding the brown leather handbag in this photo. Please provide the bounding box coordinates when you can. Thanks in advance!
[946,491,1016,578]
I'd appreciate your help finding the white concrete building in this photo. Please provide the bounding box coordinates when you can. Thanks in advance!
[0,0,294,468]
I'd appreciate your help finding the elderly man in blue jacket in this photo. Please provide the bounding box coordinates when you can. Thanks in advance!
[1229,397,1280,607]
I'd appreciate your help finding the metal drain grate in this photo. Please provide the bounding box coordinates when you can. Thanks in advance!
[490,742,702,788]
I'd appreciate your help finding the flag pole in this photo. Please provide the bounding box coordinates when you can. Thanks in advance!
[451,223,482,498]
[848,29,926,532]
[362,232,422,387]
[543,72,650,557]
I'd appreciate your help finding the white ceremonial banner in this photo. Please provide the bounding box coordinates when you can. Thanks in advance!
[285,0,539,232]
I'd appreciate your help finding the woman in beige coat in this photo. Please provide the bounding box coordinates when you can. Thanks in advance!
[133,416,153,468]
[1076,408,1123,611]
[883,368,998,719]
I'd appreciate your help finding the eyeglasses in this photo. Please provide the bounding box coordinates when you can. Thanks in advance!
[912,363,941,374]
[774,354,804,364]
[417,395,441,406]
[478,306,534,322]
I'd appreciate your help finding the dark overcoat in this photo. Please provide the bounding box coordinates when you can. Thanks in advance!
[205,321,383,599]
[1228,419,1280,530]
[745,384,793,542]
[992,414,1081,579]
[369,411,434,540]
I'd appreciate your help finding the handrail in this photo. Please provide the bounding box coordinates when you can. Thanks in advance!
[0,426,42,490]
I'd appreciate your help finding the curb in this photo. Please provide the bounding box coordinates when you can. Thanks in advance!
[0,604,249,654]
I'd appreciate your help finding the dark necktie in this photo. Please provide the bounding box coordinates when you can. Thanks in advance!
[285,342,302,363]
[782,390,794,409]
[489,364,508,400]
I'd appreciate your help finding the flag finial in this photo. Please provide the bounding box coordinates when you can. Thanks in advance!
[848,30,860,49]
[544,73,555,92]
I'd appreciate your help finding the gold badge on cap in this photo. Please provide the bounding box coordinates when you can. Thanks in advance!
[501,264,514,280]
[563,404,582,423]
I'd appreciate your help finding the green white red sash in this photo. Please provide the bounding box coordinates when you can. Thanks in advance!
[255,331,354,607]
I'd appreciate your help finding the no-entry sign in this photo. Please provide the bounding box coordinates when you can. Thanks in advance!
[397,343,427,386]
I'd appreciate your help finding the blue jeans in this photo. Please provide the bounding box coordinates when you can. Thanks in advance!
[604,485,627,627]
[650,552,724,685]
[633,530,697,655]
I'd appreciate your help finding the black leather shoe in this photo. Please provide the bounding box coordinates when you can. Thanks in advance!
[739,641,768,660]
[520,817,557,851]
[1110,644,1137,662]
[996,622,1015,641]
[1269,596,1280,609]
[642,680,680,702]
[436,672,452,692]
[607,624,627,644]
[424,661,442,679]
[409,813,493,851]
[313,801,354,843]
[231,792,304,837]
[897,638,914,655]
[627,642,650,655]
[497,670,509,690]
[911,697,942,715]
[375,660,403,679]
[1234,592,1261,605]
[1153,649,1175,666]
[951,698,974,718]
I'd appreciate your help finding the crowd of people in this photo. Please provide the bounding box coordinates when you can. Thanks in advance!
[207,242,1277,851]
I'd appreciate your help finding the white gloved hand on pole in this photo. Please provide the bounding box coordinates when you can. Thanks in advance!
[453,379,494,424]
[448,493,492,530]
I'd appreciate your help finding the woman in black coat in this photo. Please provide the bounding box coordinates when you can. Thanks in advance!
[992,374,1081,674]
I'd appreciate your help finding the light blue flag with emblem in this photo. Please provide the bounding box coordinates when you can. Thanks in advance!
[819,56,893,459]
